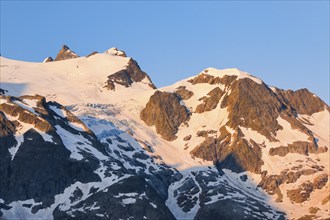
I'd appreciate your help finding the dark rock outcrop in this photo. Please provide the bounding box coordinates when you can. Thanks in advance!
[313,173,328,189]
[269,141,328,157]
[287,181,314,203]
[220,78,285,141]
[105,58,156,90]
[55,45,79,61]
[53,176,175,220]
[276,88,328,115]
[183,135,192,141]
[188,72,237,87]
[175,86,194,100]
[140,91,190,141]
[0,88,7,95]
[0,95,107,205]
[191,126,263,173]
[195,87,224,113]
[258,169,318,201]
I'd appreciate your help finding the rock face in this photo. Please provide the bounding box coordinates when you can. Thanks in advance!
[0,95,102,204]
[187,74,329,174]
[258,169,319,202]
[269,141,327,157]
[276,88,328,115]
[54,45,79,61]
[105,58,156,90]
[285,175,328,204]
[175,86,194,100]
[43,57,53,62]
[188,72,237,87]
[191,127,264,173]
[140,91,190,141]
[195,87,224,113]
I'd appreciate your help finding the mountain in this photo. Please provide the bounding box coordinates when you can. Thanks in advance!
[55,45,80,61]
[0,46,329,220]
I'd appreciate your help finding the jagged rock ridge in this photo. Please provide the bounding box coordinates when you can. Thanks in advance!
[105,58,156,91]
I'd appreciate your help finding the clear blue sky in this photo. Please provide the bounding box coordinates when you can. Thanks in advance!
[1,1,329,103]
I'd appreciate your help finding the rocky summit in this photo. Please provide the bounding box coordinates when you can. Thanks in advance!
[0,48,329,220]
[54,45,80,61]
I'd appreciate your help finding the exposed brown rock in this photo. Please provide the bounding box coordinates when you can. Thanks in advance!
[195,87,224,113]
[286,174,327,204]
[187,73,238,86]
[183,135,192,141]
[313,173,328,189]
[188,73,221,85]
[140,91,190,141]
[274,187,284,203]
[309,207,320,214]
[276,88,328,115]
[191,126,263,173]
[219,75,239,88]
[189,74,328,175]
[220,78,284,141]
[258,174,285,196]
[175,86,194,100]
[258,168,317,201]
[105,58,156,90]
[287,181,314,203]
[0,111,16,137]
[0,97,54,133]
[0,95,93,136]
[297,215,317,220]
[55,45,79,61]
[269,141,327,157]
[190,136,220,162]
[196,130,208,138]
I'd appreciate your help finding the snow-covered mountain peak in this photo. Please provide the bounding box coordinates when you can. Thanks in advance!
[0,49,156,105]
[199,67,263,84]
[1,48,329,220]
[104,47,127,57]
[54,44,80,61]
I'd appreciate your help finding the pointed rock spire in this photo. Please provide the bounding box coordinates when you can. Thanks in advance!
[43,57,53,63]
[55,45,79,61]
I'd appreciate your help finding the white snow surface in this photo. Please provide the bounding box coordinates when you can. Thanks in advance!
[0,55,152,105]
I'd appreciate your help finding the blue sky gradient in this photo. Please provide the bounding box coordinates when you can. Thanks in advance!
[1,1,329,103]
